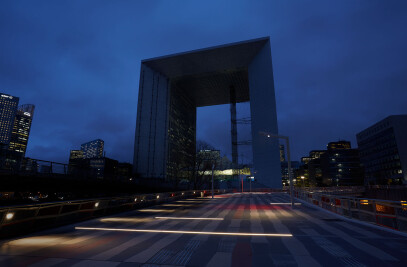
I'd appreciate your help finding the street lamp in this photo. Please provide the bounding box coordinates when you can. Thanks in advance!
[301,176,305,187]
[260,132,295,208]
[211,163,214,199]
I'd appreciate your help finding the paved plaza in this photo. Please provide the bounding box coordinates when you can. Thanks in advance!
[1,193,406,266]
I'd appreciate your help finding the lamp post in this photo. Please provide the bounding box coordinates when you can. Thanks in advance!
[301,176,305,187]
[211,163,214,199]
[260,132,295,208]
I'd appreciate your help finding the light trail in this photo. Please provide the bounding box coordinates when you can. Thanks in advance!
[75,227,292,237]
[155,216,223,220]
[100,218,153,223]
[270,203,302,205]
[176,201,206,203]
[161,204,193,207]
[138,209,175,212]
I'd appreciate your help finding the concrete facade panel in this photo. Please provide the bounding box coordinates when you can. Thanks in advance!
[134,37,281,188]
[248,41,281,188]
[134,64,170,178]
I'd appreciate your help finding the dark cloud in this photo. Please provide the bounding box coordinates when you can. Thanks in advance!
[1,0,406,164]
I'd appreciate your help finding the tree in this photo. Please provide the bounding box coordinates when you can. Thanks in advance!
[191,140,219,189]
[168,150,191,189]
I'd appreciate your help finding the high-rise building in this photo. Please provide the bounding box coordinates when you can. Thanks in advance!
[296,157,311,186]
[321,141,363,186]
[90,157,118,179]
[307,150,326,186]
[298,141,363,187]
[0,93,19,146]
[134,38,281,188]
[69,150,84,160]
[118,162,133,180]
[68,150,87,177]
[281,161,299,186]
[357,115,407,185]
[279,144,286,162]
[327,141,351,150]
[9,104,35,156]
[81,139,104,159]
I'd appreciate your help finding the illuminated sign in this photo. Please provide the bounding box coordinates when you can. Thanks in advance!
[23,112,31,117]
[1,94,13,99]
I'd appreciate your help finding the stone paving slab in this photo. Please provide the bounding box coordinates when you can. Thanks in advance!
[0,193,406,266]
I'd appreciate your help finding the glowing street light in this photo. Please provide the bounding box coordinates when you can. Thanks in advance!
[6,212,14,220]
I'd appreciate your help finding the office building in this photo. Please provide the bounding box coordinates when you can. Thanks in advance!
[306,150,326,186]
[69,150,84,161]
[118,162,133,180]
[9,104,35,156]
[281,161,300,186]
[69,140,105,178]
[90,157,118,179]
[134,37,281,187]
[81,139,104,159]
[67,150,85,176]
[0,93,19,146]
[298,141,363,187]
[357,115,407,185]
[321,141,363,186]
[296,157,310,186]
[279,144,286,162]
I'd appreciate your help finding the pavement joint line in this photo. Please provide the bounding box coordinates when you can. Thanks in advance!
[155,217,224,220]
[75,227,293,237]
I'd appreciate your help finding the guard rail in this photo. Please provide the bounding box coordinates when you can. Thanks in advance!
[294,189,407,232]
[0,189,229,238]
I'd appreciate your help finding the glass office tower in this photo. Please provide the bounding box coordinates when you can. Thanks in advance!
[0,93,19,146]
[9,104,35,156]
[81,139,104,159]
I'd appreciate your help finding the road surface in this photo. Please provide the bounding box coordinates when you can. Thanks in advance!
[0,193,406,266]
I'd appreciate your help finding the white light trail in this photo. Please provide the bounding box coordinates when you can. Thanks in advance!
[155,217,223,220]
[138,209,175,212]
[75,227,292,237]
[270,203,302,205]
[161,204,193,207]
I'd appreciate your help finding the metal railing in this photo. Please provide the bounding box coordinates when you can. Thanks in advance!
[294,188,407,233]
[0,155,69,176]
[299,186,365,195]
[0,189,230,238]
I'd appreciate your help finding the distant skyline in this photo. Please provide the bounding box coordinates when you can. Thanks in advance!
[1,1,407,164]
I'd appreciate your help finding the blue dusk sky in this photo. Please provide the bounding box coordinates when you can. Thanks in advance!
[1,0,407,164]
